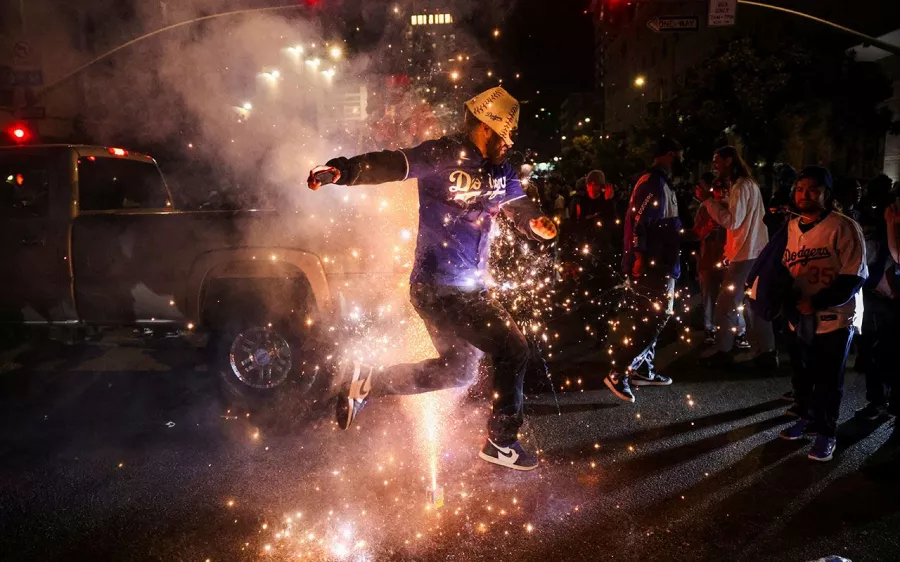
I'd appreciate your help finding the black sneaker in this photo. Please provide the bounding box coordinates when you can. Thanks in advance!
[699,351,734,368]
[781,390,795,402]
[478,439,539,471]
[704,329,716,345]
[335,361,375,430]
[604,371,635,402]
[754,350,780,371]
[735,333,751,349]
[630,370,673,386]
[855,403,890,421]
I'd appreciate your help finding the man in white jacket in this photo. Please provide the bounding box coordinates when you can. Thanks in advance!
[697,146,778,369]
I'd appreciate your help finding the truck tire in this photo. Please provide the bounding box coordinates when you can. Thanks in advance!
[205,286,321,426]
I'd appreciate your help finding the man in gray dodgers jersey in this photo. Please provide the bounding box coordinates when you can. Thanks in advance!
[777,166,867,462]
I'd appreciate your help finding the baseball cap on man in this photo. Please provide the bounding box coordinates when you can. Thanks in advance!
[464,87,520,146]
[653,137,684,158]
[797,166,833,190]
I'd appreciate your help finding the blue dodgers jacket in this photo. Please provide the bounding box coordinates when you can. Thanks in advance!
[621,166,682,278]
[746,224,792,323]
[326,135,545,287]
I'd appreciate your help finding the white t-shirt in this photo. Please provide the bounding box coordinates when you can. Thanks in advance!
[703,177,769,262]
[783,212,868,334]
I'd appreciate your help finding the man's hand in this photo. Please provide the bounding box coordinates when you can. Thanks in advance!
[694,185,711,202]
[307,165,341,191]
[529,216,558,240]
[632,252,645,278]
[797,298,814,315]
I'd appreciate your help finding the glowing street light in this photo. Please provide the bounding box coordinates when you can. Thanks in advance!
[492,29,501,38]
[242,102,252,110]
[330,46,342,59]
[450,70,460,81]
[634,75,646,87]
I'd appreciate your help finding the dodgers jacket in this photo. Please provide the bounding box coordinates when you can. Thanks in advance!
[621,165,682,278]
[327,135,545,287]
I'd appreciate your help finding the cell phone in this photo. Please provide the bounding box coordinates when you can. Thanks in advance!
[310,165,339,186]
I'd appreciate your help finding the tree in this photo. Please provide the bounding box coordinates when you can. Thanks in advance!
[637,31,898,193]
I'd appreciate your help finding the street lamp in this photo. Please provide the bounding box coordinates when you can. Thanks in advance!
[634,75,646,87]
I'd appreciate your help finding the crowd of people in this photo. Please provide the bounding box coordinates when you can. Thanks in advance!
[552,138,900,463]
[309,85,898,471]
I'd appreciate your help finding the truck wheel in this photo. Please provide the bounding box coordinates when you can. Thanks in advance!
[210,316,319,424]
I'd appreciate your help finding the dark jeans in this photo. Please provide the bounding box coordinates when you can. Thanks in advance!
[608,274,675,374]
[714,259,775,354]
[789,327,854,438]
[376,284,529,446]
[862,293,899,411]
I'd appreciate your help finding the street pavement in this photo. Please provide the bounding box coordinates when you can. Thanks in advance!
[1,329,899,562]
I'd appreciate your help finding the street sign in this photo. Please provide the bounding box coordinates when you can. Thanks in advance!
[646,16,700,33]
[1,67,43,87]
[708,0,738,27]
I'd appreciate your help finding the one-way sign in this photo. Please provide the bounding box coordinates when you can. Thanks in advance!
[646,16,700,33]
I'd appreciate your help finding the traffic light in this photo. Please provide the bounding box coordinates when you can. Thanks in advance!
[6,123,32,144]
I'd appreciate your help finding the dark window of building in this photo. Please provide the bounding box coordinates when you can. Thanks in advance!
[651,47,657,66]
[662,39,669,59]
[78,157,168,211]
[620,41,628,58]
[0,155,52,219]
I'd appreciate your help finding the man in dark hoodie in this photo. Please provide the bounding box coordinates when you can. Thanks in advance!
[602,137,683,403]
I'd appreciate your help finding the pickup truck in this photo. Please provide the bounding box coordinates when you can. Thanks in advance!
[0,144,351,414]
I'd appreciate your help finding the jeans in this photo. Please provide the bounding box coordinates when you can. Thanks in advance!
[862,292,899,411]
[377,284,529,446]
[698,266,745,334]
[608,274,675,375]
[789,327,854,438]
[714,259,774,353]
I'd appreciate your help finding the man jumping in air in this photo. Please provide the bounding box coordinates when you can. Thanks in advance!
[307,87,557,471]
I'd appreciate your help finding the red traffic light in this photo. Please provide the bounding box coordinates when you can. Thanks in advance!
[6,124,32,143]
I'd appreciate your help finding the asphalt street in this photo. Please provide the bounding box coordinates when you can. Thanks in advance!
[1,328,899,562]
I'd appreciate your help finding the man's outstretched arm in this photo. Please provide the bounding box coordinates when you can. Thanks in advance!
[309,149,409,190]
[327,150,409,186]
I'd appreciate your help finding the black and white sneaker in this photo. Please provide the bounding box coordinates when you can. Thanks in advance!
[335,361,376,430]
[704,329,716,345]
[630,370,673,386]
[735,333,751,350]
[478,439,539,471]
[604,371,635,402]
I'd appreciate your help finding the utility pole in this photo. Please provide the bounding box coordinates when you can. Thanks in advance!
[737,1,900,57]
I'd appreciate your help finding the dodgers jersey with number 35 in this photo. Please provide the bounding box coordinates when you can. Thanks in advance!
[783,212,868,333]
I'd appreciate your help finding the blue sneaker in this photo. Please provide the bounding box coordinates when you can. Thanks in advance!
[808,435,837,462]
[779,419,814,440]
[478,439,539,471]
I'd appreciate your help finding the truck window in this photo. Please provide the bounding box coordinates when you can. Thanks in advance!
[78,157,169,211]
[0,155,51,219]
